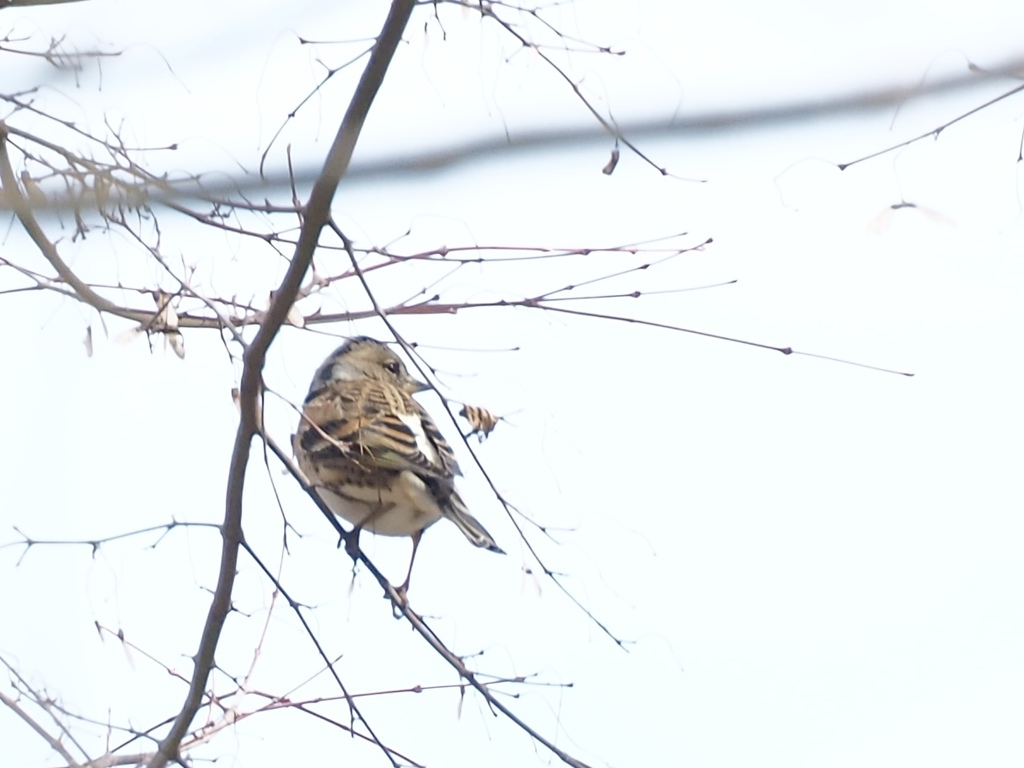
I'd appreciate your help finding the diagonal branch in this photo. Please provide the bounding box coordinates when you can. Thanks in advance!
[396,604,595,768]
[147,2,418,767]
[0,689,83,768]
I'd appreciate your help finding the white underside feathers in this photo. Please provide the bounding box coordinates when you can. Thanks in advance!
[315,471,444,537]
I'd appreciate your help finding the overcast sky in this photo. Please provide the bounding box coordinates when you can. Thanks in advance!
[2,2,1023,767]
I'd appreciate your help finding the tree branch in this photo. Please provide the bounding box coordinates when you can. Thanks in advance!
[147,2,418,766]
[0,689,82,768]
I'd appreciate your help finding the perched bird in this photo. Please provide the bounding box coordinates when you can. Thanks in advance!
[293,336,503,595]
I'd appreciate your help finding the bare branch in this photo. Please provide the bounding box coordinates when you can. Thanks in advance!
[148,2,418,766]
[839,80,1024,169]
[0,689,82,768]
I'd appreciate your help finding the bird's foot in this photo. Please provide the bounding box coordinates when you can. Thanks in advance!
[342,528,362,560]
[389,582,410,618]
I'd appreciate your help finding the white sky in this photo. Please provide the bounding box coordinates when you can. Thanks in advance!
[2,1,1023,767]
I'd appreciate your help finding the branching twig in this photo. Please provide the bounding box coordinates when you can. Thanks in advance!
[2,522,220,564]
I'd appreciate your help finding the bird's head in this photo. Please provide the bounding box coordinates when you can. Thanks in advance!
[307,336,428,398]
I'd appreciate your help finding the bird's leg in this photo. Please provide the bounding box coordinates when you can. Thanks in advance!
[345,500,393,559]
[395,529,423,605]
[390,533,421,619]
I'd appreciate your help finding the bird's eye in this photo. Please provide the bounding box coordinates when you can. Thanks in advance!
[383,361,401,375]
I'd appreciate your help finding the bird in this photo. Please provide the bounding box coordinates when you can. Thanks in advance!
[293,336,504,597]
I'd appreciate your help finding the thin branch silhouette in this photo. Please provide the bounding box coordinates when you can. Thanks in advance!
[840,80,1024,169]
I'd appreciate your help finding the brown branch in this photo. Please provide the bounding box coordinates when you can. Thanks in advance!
[1,655,93,762]
[147,1,418,766]
[0,689,83,767]
[321,295,913,376]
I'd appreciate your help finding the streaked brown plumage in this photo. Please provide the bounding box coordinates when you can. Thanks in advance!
[293,337,503,594]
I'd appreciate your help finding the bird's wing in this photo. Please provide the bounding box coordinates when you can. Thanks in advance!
[298,379,461,483]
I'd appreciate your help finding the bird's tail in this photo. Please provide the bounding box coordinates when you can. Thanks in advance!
[444,494,504,554]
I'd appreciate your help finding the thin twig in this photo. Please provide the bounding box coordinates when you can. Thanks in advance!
[840,81,1024,169]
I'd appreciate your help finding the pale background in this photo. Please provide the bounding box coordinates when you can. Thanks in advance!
[1,1,1023,767]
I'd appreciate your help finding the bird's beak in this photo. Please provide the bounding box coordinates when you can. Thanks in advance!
[410,378,430,393]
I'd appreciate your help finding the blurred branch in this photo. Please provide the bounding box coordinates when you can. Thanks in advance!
[0,0,89,7]
[2,50,1015,212]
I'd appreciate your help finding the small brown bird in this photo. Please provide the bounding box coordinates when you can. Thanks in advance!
[293,337,503,595]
